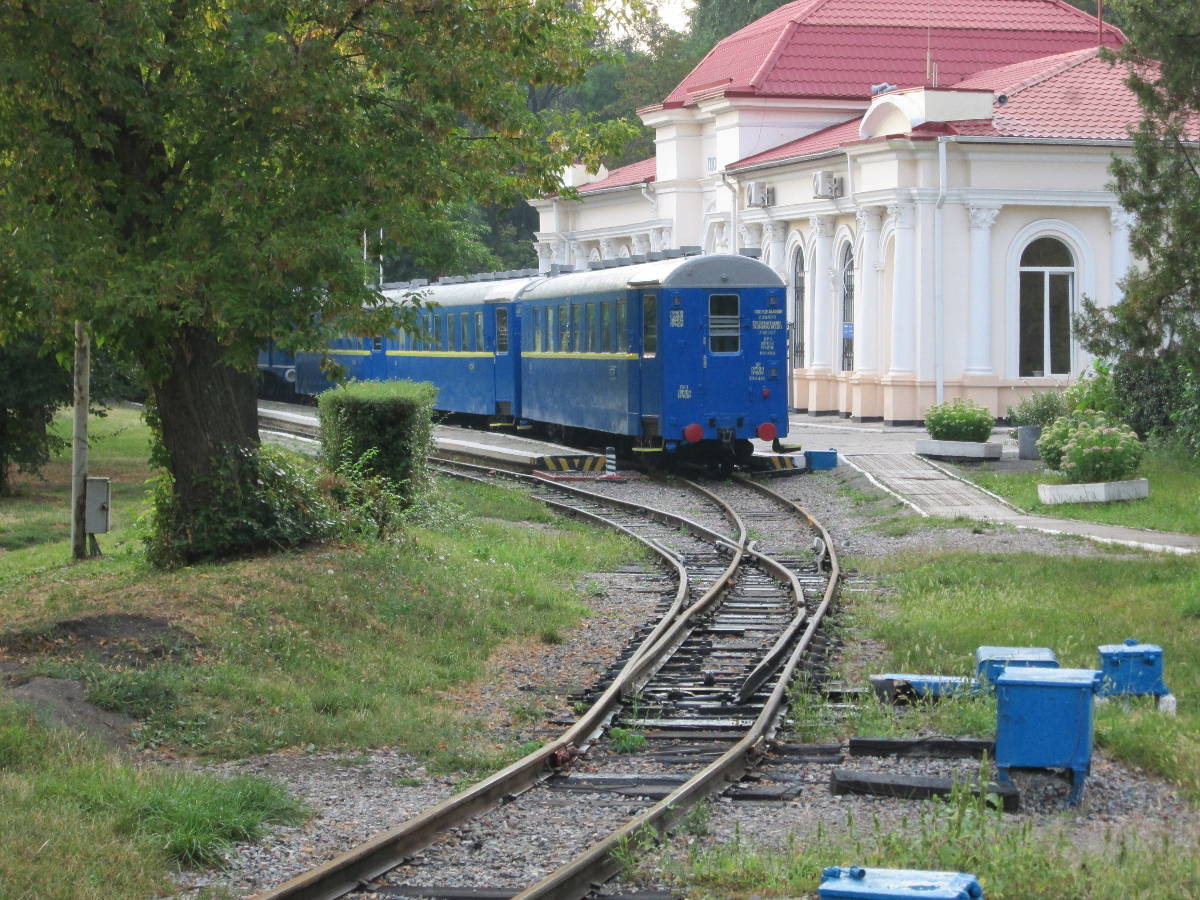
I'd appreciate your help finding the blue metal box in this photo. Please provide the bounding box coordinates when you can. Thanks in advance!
[819,866,983,899]
[974,645,1058,687]
[806,449,839,470]
[995,666,1101,804]
[1097,638,1169,698]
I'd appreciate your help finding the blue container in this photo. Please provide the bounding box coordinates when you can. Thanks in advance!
[974,645,1058,687]
[819,866,983,899]
[806,449,839,470]
[1097,638,1169,698]
[995,666,1101,805]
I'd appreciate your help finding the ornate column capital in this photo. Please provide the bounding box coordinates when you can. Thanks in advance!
[631,233,650,256]
[856,205,884,233]
[1109,206,1135,232]
[600,238,618,258]
[886,202,915,230]
[762,221,784,244]
[967,204,1002,231]
[809,214,835,239]
[739,222,763,249]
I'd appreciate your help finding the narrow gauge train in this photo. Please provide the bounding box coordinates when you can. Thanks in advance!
[287,252,789,467]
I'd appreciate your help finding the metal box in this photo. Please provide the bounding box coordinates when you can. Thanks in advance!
[819,866,983,899]
[974,645,1058,687]
[995,666,1101,804]
[870,673,976,703]
[806,449,839,470]
[85,476,111,534]
[1097,638,1168,697]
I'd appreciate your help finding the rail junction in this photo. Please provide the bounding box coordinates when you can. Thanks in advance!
[252,408,842,900]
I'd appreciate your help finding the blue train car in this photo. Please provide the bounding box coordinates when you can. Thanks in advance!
[290,253,788,467]
[519,253,788,463]
[257,342,300,401]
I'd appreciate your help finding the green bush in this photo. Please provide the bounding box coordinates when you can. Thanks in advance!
[1060,421,1144,483]
[1169,365,1200,456]
[1036,410,1112,471]
[1006,390,1067,428]
[1065,361,1123,418]
[318,380,438,507]
[146,443,339,567]
[924,399,994,442]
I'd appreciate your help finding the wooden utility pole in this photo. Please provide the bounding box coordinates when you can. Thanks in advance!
[70,321,90,560]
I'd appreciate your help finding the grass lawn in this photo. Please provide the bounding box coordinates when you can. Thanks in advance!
[967,446,1200,534]
[0,407,647,897]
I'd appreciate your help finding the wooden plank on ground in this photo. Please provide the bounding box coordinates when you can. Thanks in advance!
[830,769,1019,811]
[848,737,995,759]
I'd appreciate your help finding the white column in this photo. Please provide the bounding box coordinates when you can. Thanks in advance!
[887,202,917,376]
[535,241,555,274]
[1109,207,1134,303]
[763,221,786,277]
[966,204,1001,375]
[855,206,884,374]
[809,214,836,371]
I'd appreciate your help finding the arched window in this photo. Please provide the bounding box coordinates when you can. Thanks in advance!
[1018,237,1074,377]
[792,247,806,369]
[839,243,855,372]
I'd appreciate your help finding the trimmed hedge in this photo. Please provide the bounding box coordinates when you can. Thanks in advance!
[924,398,995,443]
[317,380,438,506]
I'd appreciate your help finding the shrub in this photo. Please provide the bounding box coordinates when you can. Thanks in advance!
[924,399,994,442]
[1060,421,1144,483]
[1036,410,1112,471]
[1172,366,1200,457]
[1006,390,1067,428]
[1065,361,1123,418]
[146,443,339,567]
[318,380,438,507]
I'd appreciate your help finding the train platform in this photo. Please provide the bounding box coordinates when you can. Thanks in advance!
[782,414,1200,555]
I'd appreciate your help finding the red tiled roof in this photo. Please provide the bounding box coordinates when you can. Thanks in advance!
[577,157,656,193]
[732,117,865,168]
[728,47,1149,170]
[661,0,1124,107]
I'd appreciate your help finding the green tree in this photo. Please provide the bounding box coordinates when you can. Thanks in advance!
[688,0,793,47]
[1078,6,1199,351]
[0,335,72,495]
[0,1,632,561]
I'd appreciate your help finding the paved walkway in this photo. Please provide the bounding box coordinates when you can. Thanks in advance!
[786,415,1200,555]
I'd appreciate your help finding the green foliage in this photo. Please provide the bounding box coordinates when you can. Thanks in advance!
[1174,366,1200,455]
[1036,410,1113,471]
[1077,2,1200,439]
[0,333,71,493]
[689,0,795,47]
[145,444,338,568]
[609,726,647,753]
[1113,353,1188,441]
[1006,390,1067,428]
[317,380,438,508]
[1064,361,1122,418]
[1060,420,1144,483]
[923,399,995,442]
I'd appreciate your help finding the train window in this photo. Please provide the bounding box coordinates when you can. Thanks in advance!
[437,314,445,350]
[642,294,657,356]
[547,306,557,351]
[600,302,612,353]
[709,294,740,353]
[496,308,509,353]
[373,337,383,351]
[448,315,459,351]
[587,303,598,352]
[458,312,468,350]
[616,298,627,352]
[475,312,484,352]
[569,303,580,352]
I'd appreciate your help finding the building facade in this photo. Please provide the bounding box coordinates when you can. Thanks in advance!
[529,0,1139,423]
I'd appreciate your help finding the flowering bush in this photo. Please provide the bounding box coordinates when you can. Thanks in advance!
[1007,390,1067,428]
[1036,410,1112,471]
[924,399,995,442]
[1059,421,1143,483]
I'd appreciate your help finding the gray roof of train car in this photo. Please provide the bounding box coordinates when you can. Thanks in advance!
[380,254,782,308]
[520,254,783,300]
[380,276,544,309]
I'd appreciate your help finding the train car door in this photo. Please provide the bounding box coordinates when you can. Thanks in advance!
[369,335,387,381]
[492,302,521,419]
[636,290,662,436]
[703,290,745,420]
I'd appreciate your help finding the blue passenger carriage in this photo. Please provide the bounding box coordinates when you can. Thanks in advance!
[519,253,788,464]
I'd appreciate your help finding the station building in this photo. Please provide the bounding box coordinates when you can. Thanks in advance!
[529,0,1140,423]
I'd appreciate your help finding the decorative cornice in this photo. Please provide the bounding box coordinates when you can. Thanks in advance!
[967,205,1002,230]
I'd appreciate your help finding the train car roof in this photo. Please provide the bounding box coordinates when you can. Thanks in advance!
[520,253,783,300]
[380,275,545,309]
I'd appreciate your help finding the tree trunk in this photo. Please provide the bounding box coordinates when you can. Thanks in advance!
[150,325,260,560]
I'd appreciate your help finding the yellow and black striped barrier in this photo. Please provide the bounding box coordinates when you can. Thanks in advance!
[538,455,607,472]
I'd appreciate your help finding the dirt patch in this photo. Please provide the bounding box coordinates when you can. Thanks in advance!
[0,613,198,671]
[4,677,137,751]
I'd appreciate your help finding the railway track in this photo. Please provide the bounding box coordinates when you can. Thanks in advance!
[252,412,841,900]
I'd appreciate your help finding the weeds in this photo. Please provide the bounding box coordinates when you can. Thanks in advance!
[609,726,647,754]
